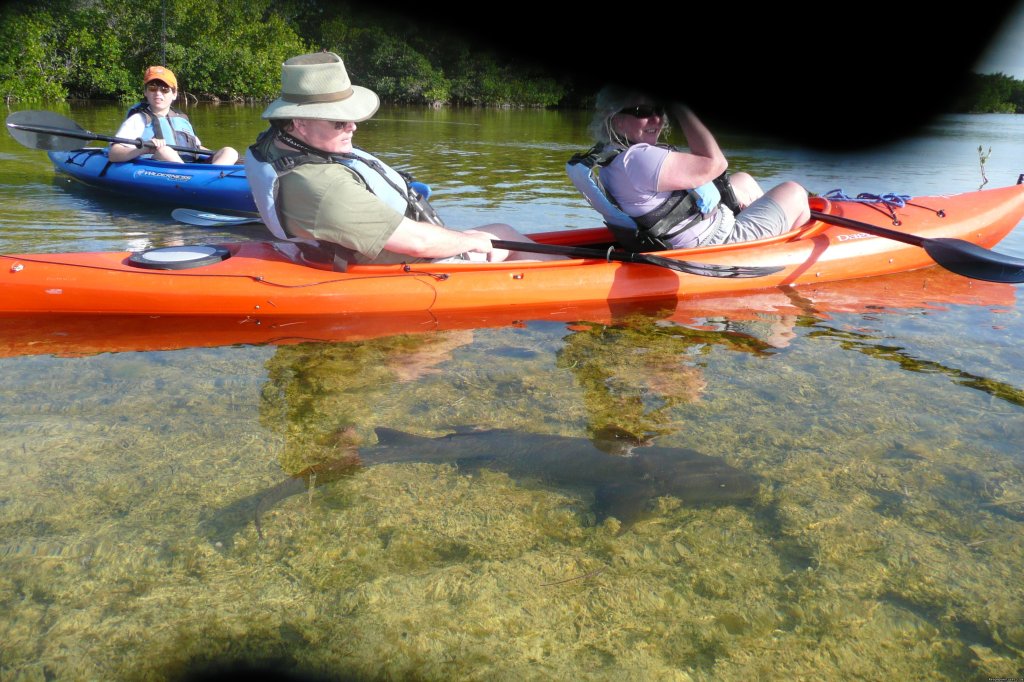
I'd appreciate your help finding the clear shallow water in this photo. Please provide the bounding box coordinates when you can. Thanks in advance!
[1,104,1023,681]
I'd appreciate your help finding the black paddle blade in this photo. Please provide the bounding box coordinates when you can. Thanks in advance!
[5,110,91,151]
[924,237,1024,283]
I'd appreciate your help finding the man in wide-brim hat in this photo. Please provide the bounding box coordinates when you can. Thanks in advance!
[248,51,558,266]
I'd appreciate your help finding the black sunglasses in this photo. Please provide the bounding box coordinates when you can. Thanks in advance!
[617,105,664,118]
[146,83,173,94]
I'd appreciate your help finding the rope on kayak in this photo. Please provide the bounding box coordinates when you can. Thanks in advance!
[0,253,449,287]
[822,189,945,226]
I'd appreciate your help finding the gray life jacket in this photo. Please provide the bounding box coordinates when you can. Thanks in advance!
[245,127,442,253]
[125,102,201,157]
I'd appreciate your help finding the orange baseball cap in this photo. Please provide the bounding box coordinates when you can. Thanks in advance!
[143,65,177,90]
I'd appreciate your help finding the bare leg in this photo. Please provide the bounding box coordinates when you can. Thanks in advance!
[764,181,811,228]
[210,146,239,165]
[150,145,185,163]
[728,172,764,208]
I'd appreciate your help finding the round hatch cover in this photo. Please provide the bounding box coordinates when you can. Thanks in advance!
[128,245,230,270]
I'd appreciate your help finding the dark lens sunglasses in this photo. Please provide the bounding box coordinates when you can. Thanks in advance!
[146,83,173,94]
[618,105,663,118]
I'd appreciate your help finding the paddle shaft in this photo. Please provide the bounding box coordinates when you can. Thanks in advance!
[810,210,925,247]
[490,239,781,277]
[170,209,780,278]
[6,120,213,156]
[493,239,637,261]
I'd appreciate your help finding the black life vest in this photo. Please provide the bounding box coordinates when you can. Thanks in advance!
[567,143,741,250]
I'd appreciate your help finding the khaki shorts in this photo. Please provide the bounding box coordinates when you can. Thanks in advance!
[725,196,789,244]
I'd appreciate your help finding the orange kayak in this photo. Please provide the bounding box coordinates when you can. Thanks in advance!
[0,263,1015,358]
[3,185,1024,320]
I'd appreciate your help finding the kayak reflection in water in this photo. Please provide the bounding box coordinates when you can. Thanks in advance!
[254,310,801,471]
[259,330,476,475]
[557,311,799,451]
[197,327,766,546]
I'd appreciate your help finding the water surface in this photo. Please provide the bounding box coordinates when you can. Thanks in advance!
[1,104,1023,681]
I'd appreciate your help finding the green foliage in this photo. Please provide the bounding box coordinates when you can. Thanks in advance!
[57,2,138,98]
[0,0,567,106]
[0,6,69,101]
[340,27,450,104]
[161,0,309,101]
[449,57,566,108]
[953,72,1024,114]
[441,43,568,108]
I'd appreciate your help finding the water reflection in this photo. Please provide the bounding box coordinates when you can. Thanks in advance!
[556,312,799,447]
[259,331,477,474]
[810,324,1024,408]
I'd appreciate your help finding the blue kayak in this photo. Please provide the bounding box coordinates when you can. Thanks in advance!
[48,148,257,215]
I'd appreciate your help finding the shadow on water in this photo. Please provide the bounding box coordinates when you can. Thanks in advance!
[808,325,1024,408]
[199,424,763,550]
[172,658,366,682]
[201,318,800,550]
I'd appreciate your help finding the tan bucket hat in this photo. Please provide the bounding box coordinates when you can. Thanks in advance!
[262,52,379,122]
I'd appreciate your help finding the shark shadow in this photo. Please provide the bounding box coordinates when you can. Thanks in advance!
[199,426,762,548]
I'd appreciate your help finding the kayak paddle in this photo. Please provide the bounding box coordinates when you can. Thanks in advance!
[5,109,213,157]
[171,208,262,227]
[172,208,784,278]
[810,210,1024,284]
[488,240,783,277]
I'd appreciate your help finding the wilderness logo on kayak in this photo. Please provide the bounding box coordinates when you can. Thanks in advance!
[134,169,193,183]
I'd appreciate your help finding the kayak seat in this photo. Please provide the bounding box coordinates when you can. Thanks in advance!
[605,225,648,252]
[566,148,660,253]
[271,241,347,272]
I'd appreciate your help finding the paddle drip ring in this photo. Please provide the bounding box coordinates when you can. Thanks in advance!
[128,244,231,270]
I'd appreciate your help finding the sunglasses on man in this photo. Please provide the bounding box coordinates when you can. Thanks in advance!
[146,83,173,94]
[617,105,664,119]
